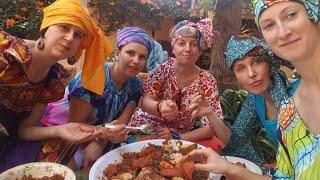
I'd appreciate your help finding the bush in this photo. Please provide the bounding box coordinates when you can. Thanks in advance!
[0,0,55,40]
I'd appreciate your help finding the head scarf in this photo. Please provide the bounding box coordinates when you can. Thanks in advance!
[224,35,296,138]
[116,27,167,71]
[252,0,320,27]
[169,18,219,50]
[40,0,112,95]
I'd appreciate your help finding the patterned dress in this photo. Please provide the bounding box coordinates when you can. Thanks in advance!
[68,63,143,125]
[274,97,320,179]
[223,72,300,166]
[0,29,71,172]
[129,57,222,135]
[36,63,143,166]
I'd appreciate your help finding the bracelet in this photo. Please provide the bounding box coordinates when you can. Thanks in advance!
[171,131,181,139]
[156,100,163,116]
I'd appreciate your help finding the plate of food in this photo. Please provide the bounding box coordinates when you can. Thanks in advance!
[89,139,222,180]
[0,162,75,180]
[225,156,262,175]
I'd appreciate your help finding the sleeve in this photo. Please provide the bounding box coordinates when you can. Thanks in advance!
[0,29,31,73]
[199,72,223,127]
[68,73,96,105]
[143,64,166,97]
[222,95,264,165]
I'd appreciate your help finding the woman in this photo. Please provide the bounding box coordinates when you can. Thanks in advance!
[39,27,167,170]
[0,0,111,171]
[186,0,320,179]
[223,35,300,165]
[129,18,229,151]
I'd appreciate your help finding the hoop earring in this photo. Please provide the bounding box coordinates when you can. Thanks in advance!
[67,57,77,65]
[37,38,45,50]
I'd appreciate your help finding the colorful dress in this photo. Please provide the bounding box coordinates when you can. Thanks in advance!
[0,29,71,172]
[274,97,320,179]
[36,63,143,166]
[129,57,223,135]
[223,73,300,166]
[68,63,143,125]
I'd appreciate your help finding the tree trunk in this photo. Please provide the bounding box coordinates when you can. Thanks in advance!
[209,0,242,92]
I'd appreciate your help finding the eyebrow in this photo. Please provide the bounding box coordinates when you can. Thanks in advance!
[260,5,295,23]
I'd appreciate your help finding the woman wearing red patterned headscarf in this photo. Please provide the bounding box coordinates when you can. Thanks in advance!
[129,18,230,152]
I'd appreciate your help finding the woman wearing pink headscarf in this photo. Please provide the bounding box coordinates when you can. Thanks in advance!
[129,19,230,151]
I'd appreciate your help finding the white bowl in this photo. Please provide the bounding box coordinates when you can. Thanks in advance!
[0,162,76,180]
[89,139,221,180]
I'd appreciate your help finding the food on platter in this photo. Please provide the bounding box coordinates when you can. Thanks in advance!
[20,174,65,180]
[102,140,209,180]
[234,161,246,168]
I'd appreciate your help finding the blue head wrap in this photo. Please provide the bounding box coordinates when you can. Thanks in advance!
[116,27,167,71]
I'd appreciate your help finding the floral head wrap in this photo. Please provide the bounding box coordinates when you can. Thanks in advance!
[169,18,219,50]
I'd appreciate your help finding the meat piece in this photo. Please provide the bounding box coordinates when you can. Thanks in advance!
[136,166,167,180]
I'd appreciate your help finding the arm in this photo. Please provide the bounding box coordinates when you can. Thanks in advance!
[180,127,214,142]
[68,96,93,123]
[116,101,137,125]
[141,93,160,116]
[187,92,229,143]
[201,73,230,143]
[187,148,270,180]
[18,103,95,143]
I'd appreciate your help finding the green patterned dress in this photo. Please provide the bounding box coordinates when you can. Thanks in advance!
[274,97,320,179]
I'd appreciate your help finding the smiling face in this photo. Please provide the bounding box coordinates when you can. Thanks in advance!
[233,56,271,94]
[43,24,84,61]
[259,2,320,62]
[172,36,202,65]
[116,42,148,77]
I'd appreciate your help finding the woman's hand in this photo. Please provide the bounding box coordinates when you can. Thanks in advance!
[160,100,179,120]
[82,141,105,170]
[188,92,213,119]
[57,123,99,143]
[156,127,172,139]
[97,124,128,143]
[186,148,231,174]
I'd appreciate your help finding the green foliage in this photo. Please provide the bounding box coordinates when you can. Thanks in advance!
[221,89,277,163]
[0,0,55,40]
[88,0,190,36]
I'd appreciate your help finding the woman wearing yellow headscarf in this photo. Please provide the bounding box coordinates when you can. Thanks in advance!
[0,0,111,172]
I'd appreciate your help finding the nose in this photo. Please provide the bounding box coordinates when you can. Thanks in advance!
[277,23,291,40]
[248,66,257,78]
[64,31,75,42]
[184,43,191,51]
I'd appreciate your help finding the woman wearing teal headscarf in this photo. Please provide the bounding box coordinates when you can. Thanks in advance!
[183,1,320,179]
[222,35,300,166]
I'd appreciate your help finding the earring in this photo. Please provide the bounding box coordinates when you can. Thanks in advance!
[67,57,77,65]
[36,38,45,50]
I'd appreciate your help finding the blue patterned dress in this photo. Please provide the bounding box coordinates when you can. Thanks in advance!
[68,63,143,125]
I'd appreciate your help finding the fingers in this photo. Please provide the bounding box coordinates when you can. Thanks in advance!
[194,164,212,171]
[80,124,96,133]
[82,155,90,170]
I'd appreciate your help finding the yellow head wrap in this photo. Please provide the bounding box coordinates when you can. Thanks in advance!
[40,0,112,95]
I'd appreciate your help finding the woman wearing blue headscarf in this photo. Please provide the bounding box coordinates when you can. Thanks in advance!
[222,35,300,166]
[38,27,167,170]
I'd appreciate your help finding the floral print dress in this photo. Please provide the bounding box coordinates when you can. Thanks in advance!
[129,57,222,134]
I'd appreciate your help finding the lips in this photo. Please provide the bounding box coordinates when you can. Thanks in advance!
[250,80,262,87]
[279,38,300,47]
